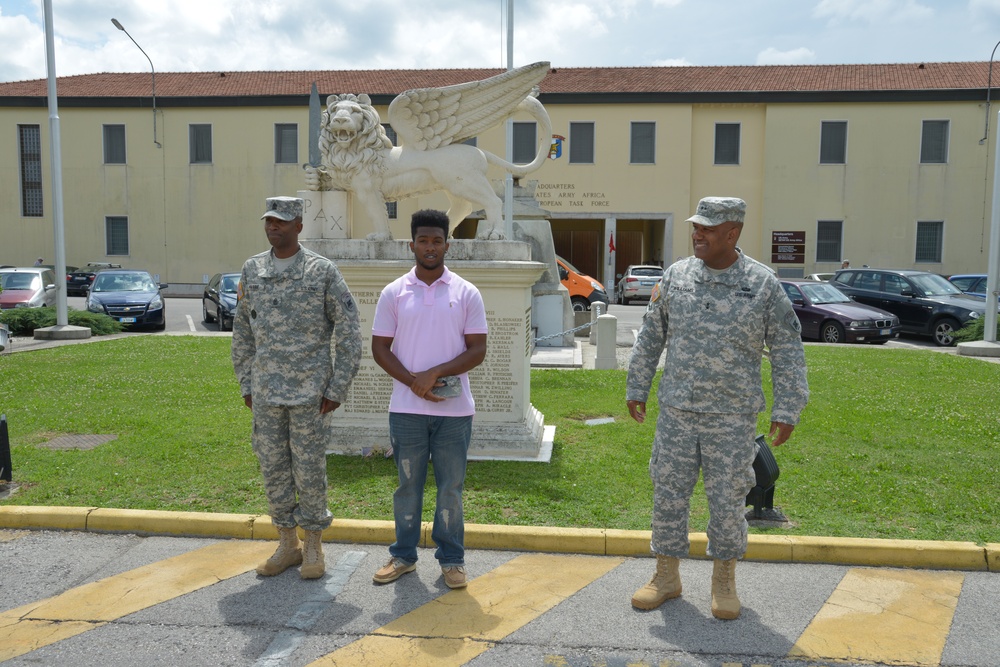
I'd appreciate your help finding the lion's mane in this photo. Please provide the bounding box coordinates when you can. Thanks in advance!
[319,94,392,181]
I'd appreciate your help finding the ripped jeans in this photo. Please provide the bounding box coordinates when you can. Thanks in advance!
[387,412,473,566]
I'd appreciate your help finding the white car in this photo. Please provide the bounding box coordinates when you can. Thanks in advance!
[615,265,664,305]
[805,273,834,281]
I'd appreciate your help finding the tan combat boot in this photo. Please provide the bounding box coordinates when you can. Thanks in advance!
[631,555,682,610]
[299,529,326,579]
[711,558,740,620]
[256,526,302,576]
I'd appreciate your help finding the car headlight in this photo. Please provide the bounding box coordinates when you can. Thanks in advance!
[590,281,604,292]
[14,302,29,308]
[968,311,981,320]
[87,299,103,313]
[149,295,163,310]
[849,320,873,327]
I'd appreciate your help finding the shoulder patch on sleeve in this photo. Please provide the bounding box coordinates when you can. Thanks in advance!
[341,291,356,312]
[785,309,801,333]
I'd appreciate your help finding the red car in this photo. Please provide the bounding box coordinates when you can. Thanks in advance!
[0,267,58,310]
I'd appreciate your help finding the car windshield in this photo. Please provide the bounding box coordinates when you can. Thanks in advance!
[630,267,663,278]
[92,273,156,292]
[800,282,851,304]
[1,273,39,290]
[910,273,962,296]
[220,275,239,293]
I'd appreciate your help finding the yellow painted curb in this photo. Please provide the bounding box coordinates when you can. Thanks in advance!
[746,534,795,561]
[788,535,987,571]
[986,543,1000,572]
[87,508,255,538]
[0,506,992,571]
[465,523,606,554]
[326,518,395,545]
[0,505,94,531]
[605,528,651,556]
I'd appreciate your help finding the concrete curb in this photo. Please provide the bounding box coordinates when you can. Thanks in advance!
[1,505,995,572]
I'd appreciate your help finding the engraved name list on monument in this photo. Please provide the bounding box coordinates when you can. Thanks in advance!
[338,299,531,419]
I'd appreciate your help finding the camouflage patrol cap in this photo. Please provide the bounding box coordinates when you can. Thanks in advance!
[686,197,746,227]
[260,196,304,222]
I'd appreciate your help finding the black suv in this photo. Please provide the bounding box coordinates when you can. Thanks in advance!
[832,268,988,346]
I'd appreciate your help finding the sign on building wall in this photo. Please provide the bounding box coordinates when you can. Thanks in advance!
[771,231,805,264]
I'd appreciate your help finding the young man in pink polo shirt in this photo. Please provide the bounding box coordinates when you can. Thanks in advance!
[370,209,489,589]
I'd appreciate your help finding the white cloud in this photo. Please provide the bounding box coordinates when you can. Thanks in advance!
[756,47,816,65]
[813,0,933,23]
[653,57,693,66]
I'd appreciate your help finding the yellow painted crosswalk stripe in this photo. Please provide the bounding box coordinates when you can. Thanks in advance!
[309,553,624,667]
[0,539,273,662]
[788,567,964,666]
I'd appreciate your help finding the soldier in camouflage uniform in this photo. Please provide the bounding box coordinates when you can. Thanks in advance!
[626,196,808,619]
[232,196,362,581]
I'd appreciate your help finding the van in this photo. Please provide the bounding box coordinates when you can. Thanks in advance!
[555,255,609,311]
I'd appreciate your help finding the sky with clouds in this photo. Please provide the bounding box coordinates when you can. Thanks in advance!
[3,0,1000,83]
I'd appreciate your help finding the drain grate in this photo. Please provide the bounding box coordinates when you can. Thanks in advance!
[36,434,118,451]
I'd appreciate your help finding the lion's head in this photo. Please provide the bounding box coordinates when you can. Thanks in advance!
[319,94,392,176]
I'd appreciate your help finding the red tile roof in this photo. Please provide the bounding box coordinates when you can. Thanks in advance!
[0,62,993,98]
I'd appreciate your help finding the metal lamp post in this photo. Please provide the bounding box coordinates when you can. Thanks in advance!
[111,18,160,148]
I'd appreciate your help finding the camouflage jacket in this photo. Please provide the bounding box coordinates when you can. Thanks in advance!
[231,246,362,406]
[626,253,808,424]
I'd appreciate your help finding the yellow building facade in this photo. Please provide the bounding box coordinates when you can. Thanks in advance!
[1,63,996,292]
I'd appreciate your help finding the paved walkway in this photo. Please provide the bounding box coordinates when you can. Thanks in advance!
[1,508,998,667]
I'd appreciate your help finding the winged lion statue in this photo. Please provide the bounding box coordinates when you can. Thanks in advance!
[303,61,552,240]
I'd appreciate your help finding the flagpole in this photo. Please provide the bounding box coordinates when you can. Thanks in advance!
[503,0,514,240]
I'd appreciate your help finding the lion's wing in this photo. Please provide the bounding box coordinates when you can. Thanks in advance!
[387,61,550,151]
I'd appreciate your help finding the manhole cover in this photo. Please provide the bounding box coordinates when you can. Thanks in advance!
[36,434,118,450]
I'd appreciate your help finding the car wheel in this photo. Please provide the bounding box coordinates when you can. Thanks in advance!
[203,301,215,323]
[932,317,960,347]
[221,314,231,332]
[571,297,589,312]
[820,321,845,343]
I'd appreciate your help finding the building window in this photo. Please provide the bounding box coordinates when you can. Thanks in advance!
[382,124,397,145]
[513,122,537,163]
[569,122,595,164]
[820,121,847,164]
[18,124,43,217]
[274,124,297,163]
[714,123,740,165]
[189,124,212,163]
[105,216,129,256]
[816,220,843,263]
[920,120,949,164]
[915,221,943,262]
[386,202,397,220]
[630,122,655,164]
[103,124,126,164]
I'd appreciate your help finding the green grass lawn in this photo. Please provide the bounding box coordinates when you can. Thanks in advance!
[1,336,997,544]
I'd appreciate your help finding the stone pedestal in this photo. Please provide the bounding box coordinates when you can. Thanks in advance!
[299,190,351,239]
[303,238,551,460]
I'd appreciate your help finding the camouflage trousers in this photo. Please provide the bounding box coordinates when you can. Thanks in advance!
[251,402,333,532]
[649,406,757,561]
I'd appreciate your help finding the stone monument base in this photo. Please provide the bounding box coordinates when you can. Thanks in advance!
[306,238,551,461]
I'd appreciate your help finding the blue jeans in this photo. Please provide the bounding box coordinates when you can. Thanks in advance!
[388,413,473,566]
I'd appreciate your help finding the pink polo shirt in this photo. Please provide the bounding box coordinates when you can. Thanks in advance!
[372,266,488,416]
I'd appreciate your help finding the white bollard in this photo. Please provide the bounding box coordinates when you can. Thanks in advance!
[588,302,605,345]
[595,313,618,370]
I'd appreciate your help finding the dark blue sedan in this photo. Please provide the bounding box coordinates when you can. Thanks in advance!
[86,269,167,330]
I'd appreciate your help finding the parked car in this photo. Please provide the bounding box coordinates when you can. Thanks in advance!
[555,255,609,311]
[0,267,58,309]
[780,279,900,344]
[615,265,664,305]
[804,272,834,281]
[67,262,122,296]
[86,269,167,330]
[202,272,240,331]
[948,273,995,301]
[832,268,990,346]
